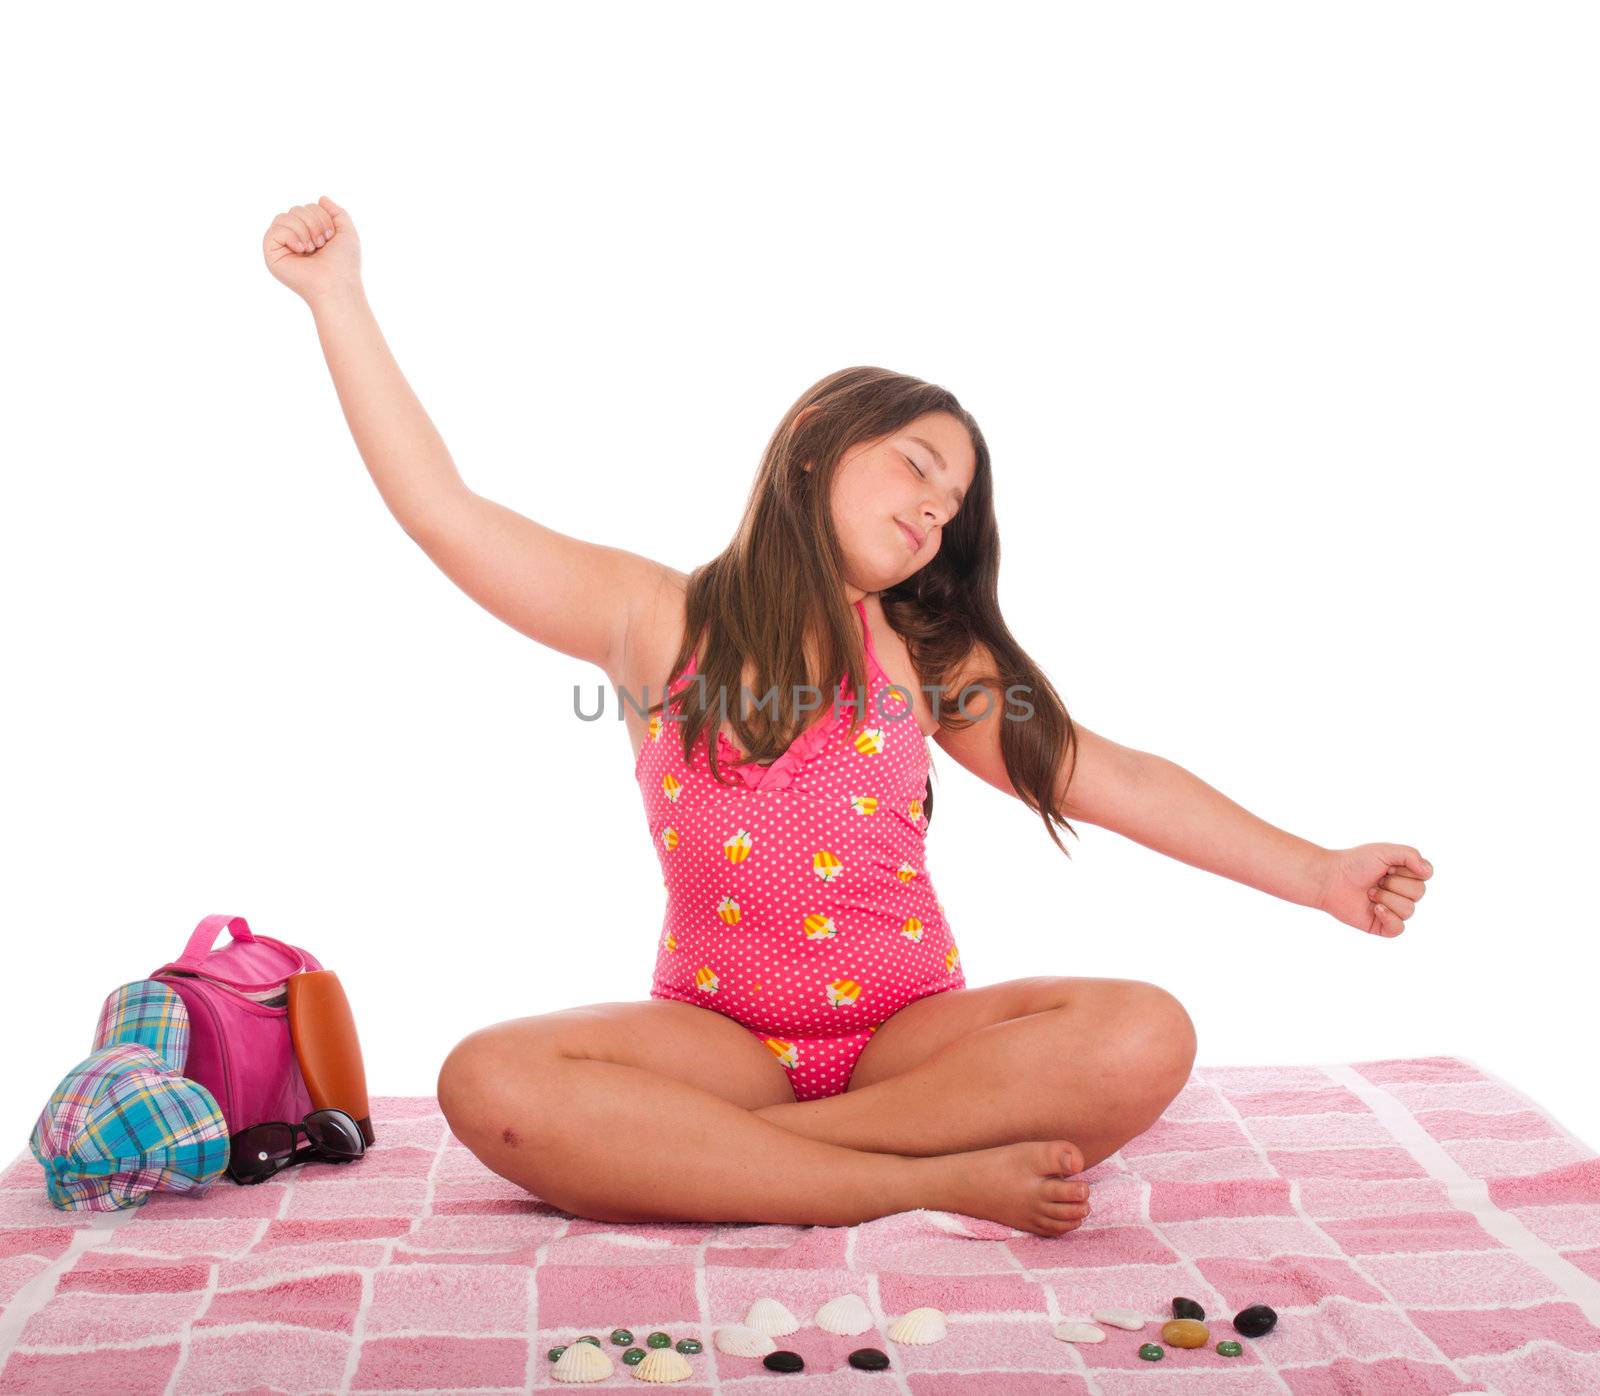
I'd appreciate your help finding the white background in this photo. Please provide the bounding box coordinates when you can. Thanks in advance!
[4,3,1596,1157]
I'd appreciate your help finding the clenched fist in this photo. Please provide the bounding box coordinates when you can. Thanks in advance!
[1315,844,1433,938]
[263,195,361,303]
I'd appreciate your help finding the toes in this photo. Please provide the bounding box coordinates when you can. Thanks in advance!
[1043,1199,1090,1222]
[1042,1178,1090,1204]
[1058,1142,1084,1175]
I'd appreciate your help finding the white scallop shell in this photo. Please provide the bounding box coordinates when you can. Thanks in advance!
[814,1293,874,1336]
[1091,1307,1146,1330]
[714,1324,777,1356]
[633,1347,693,1383]
[1053,1321,1106,1343]
[886,1306,947,1344]
[551,1340,614,1382]
[743,1297,800,1336]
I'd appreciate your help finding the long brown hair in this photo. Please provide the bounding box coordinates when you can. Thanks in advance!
[646,365,1082,856]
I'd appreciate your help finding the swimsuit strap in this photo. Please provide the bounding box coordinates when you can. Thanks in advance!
[852,596,881,670]
[853,596,894,693]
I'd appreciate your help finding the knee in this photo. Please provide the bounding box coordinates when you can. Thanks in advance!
[1144,984,1197,1067]
[1079,982,1195,1121]
[436,1036,481,1129]
[437,1029,517,1135]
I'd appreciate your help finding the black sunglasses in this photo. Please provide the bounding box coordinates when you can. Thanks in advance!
[227,1107,366,1185]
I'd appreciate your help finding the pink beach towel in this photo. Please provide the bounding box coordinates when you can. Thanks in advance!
[2,1055,1598,1394]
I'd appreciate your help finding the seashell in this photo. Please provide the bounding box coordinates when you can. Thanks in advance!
[814,1293,874,1336]
[1052,1321,1106,1343]
[1091,1307,1146,1330]
[743,1297,800,1337]
[551,1339,614,1382]
[886,1307,947,1344]
[632,1347,693,1382]
[714,1324,776,1357]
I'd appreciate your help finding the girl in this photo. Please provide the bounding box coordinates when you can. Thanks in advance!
[264,195,1433,1238]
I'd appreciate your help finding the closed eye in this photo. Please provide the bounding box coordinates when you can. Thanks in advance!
[905,451,960,521]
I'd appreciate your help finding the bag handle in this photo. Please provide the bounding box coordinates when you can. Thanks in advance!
[174,913,257,970]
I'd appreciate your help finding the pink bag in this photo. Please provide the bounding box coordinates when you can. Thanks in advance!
[149,914,324,1140]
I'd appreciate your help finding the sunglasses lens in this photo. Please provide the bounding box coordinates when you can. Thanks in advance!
[304,1109,365,1158]
[230,1122,297,1181]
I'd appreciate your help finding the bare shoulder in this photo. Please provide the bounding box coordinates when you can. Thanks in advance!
[611,562,690,700]
[930,643,1141,823]
[946,637,1002,690]
[928,636,1006,711]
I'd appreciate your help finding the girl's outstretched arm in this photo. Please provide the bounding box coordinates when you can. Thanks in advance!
[931,645,1432,938]
[1078,752,1433,938]
[263,195,665,674]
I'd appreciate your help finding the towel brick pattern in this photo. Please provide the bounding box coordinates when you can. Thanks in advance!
[2,1055,1598,1393]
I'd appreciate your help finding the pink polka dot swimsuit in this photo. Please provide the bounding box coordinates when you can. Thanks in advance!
[636,597,965,1102]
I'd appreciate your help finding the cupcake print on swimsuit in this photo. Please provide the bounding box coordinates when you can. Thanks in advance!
[635,597,963,1102]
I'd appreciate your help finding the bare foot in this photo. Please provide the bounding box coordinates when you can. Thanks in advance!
[929,1141,1090,1237]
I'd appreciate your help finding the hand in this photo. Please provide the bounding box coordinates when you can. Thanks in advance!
[262,195,361,303]
[1315,844,1433,938]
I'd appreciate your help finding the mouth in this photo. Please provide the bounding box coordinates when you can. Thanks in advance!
[896,519,923,553]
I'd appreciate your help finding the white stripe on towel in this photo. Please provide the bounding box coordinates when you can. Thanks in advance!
[1324,1062,1600,1328]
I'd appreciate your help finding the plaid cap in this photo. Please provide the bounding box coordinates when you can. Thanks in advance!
[29,981,229,1212]
[91,977,191,1070]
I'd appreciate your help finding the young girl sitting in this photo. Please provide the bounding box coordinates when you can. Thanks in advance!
[264,195,1433,1237]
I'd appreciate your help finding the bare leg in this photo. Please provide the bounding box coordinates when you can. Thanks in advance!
[438,1044,1091,1235]
[754,993,1197,1169]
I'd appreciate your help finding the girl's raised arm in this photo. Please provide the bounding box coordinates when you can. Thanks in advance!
[263,196,663,674]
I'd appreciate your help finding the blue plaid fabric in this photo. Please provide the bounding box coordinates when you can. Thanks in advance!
[29,982,229,1212]
[91,976,191,1072]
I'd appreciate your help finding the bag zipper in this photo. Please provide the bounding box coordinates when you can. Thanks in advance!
[159,974,236,1126]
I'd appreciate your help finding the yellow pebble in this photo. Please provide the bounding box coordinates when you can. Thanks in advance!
[1161,1319,1209,1348]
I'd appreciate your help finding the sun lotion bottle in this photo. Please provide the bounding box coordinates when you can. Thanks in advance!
[287,970,375,1146]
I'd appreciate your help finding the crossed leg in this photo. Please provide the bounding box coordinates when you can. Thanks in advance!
[435,975,1196,1229]
[438,995,1092,1232]
[755,975,1198,1170]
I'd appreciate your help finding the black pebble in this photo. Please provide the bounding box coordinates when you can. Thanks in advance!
[1172,1296,1206,1322]
[764,1350,805,1372]
[1233,1303,1278,1338]
[848,1347,891,1371]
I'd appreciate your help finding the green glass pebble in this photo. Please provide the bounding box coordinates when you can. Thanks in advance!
[610,1328,634,1346]
[1217,1340,1243,1356]
[675,1338,703,1354]
[1138,1343,1164,1361]
[646,1331,673,1348]
[622,1348,646,1366]
[546,1345,566,1362]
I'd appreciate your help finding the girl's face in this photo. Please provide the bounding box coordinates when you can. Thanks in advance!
[826,411,977,598]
